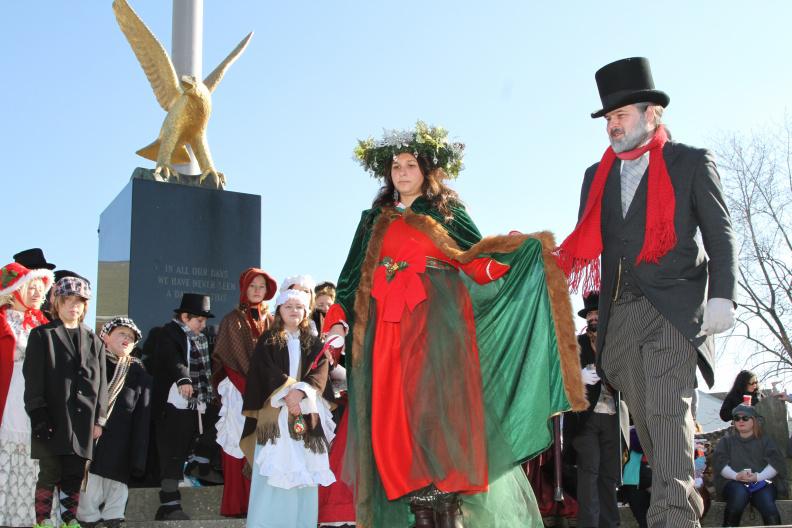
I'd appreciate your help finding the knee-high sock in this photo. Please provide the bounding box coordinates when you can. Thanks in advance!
[59,484,81,522]
[35,487,54,523]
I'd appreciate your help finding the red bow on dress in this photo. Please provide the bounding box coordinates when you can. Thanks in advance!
[371,244,427,323]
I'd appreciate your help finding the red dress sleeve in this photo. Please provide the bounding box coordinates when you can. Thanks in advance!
[459,257,510,285]
[322,303,348,334]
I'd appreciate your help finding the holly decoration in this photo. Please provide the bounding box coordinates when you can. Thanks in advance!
[1,267,19,289]
[379,256,410,282]
[354,120,465,179]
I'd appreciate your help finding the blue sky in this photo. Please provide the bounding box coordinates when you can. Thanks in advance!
[3,1,791,390]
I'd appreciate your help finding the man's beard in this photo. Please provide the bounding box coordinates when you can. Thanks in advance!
[609,114,652,153]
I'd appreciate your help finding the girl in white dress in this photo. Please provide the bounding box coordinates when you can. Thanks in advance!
[0,263,54,527]
[240,288,335,528]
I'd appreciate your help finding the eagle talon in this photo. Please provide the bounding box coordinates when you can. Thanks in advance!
[153,165,178,182]
[199,169,225,190]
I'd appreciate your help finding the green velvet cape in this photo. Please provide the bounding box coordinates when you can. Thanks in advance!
[334,197,584,527]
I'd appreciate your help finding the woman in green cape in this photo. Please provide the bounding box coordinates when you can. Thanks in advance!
[322,122,586,528]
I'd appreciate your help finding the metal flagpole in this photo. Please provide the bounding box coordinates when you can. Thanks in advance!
[171,0,203,176]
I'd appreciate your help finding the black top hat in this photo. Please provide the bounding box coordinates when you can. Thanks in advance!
[591,57,670,118]
[174,293,215,318]
[13,248,56,270]
[578,291,600,319]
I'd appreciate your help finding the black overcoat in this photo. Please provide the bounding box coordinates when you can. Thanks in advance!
[23,320,108,459]
[149,321,191,418]
[579,141,738,388]
[90,358,152,483]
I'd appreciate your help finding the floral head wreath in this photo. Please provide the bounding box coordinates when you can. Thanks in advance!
[354,121,465,179]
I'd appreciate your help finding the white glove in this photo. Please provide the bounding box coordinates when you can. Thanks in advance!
[581,367,601,386]
[699,298,736,336]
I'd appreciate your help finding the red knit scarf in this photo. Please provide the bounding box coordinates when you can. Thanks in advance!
[558,125,676,292]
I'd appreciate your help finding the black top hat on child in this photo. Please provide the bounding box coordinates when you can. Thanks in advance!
[174,293,215,318]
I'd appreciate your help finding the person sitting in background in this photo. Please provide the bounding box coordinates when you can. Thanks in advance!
[719,370,763,422]
[713,403,785,526]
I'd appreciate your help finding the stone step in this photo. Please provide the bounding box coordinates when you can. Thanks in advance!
[125,521,245,528]
[127,485,792,526]
[544,500,792,527]
[125,485,225,521]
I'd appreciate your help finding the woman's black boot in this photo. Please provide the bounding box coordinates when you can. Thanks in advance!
[410,502,436,528]
[435,498,464,528]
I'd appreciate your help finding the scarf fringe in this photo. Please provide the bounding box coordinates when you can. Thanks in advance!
[303,433,329,454]
[559,125,676,292]
[558,253,601,295]
[637,226,678,265]
[256,421,280,445]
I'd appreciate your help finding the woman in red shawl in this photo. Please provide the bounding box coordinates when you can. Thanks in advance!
[0,263,54,527]
[212,267,277,517]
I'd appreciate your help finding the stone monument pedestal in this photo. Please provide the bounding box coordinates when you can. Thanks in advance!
[96,171,260,341]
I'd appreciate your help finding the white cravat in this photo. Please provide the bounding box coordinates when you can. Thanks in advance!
[620,152,649,217]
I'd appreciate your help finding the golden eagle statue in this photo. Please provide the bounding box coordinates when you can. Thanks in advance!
[113,0,252,189]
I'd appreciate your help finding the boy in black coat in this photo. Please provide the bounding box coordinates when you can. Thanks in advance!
[77,317,151,528]
[150,293,214,520]
[24,277,108,528]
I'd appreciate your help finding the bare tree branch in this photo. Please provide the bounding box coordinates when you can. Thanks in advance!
[715,120,792,382]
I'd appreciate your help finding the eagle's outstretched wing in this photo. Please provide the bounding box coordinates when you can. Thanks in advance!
[113,0,180,111]
[203,32,253,94]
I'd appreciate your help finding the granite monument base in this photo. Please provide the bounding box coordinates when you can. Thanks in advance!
[96,171,261,341]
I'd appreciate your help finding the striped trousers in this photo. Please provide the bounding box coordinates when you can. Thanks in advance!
[602,293,703,528]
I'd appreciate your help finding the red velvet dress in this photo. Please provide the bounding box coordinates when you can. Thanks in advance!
[321,216,493,512]
[369,217,488,498]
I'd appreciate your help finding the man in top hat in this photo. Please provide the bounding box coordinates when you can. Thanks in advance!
[559,57,738,527]
[149,293,215,520]
[562,291,621,528]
